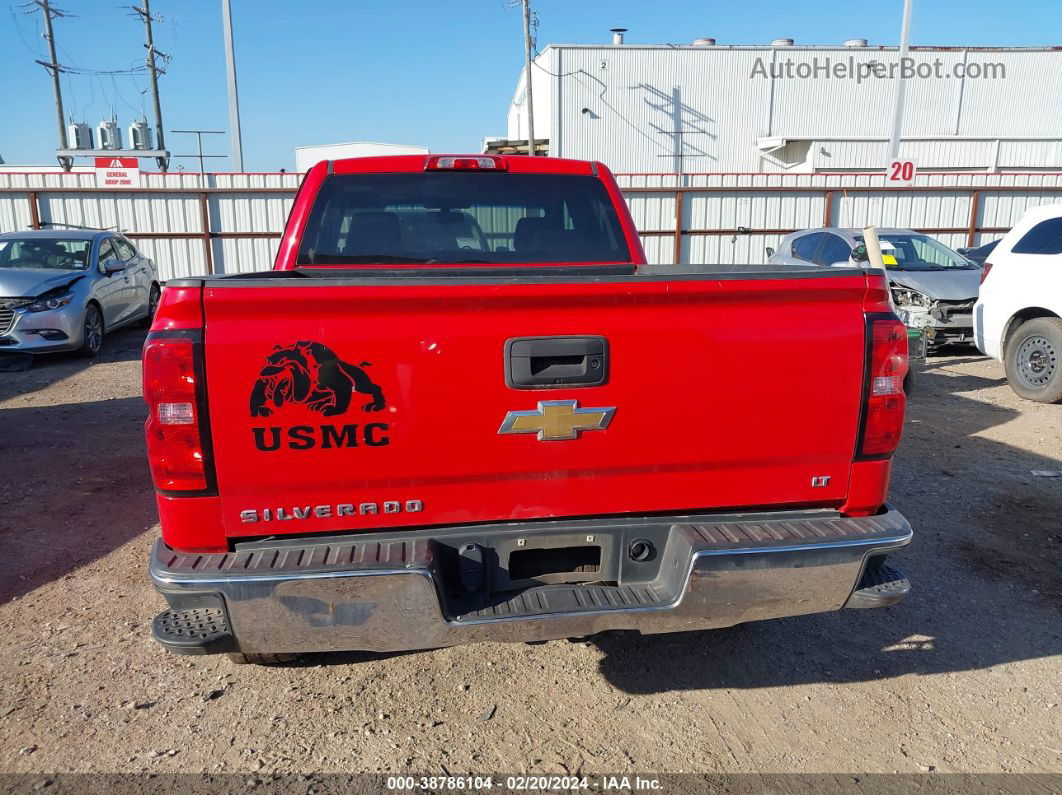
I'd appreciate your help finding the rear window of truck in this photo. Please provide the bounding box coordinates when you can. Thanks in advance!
[296,173,631,265]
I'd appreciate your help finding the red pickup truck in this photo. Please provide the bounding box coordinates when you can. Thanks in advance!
[144,154,912,663]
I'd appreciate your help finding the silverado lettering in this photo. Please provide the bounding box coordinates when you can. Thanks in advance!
[252,423,390,451]
[240,500,424,523]
[143,153,913,662]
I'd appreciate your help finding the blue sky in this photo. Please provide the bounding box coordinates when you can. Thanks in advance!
[1,0,1056,170]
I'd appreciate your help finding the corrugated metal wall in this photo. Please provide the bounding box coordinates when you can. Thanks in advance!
[2,171,1061,277]
[515,45,1062,174]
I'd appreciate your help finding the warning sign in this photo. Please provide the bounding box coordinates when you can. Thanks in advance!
[94,157,141,188]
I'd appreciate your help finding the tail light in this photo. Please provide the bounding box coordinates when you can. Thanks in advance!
[425,155,507,171]
[143,332,215,494]
[980,261,993,284]
[858,314,909,459]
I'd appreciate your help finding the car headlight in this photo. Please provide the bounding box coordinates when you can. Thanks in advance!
[890,287,930,308]
[27,291,74,312]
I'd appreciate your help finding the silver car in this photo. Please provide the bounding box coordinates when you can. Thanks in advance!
[0,229,160,357]
[769,227,982,348]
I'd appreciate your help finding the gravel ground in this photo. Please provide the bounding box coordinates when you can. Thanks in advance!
[0,330,1059,779]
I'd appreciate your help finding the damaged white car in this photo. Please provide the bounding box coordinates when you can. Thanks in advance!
[769,227,981,350]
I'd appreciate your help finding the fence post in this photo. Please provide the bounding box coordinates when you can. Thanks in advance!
[967,190,981,247]
[673,189,684,265]
[28,192,41,230]
[198,192,214,274]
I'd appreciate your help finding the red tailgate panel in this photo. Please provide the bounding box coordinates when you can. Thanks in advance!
[202,276,868,539]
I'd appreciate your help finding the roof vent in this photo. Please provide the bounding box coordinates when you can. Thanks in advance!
[844,38,868,47]
[692,37,716,46]
[610,27,627,45]
[771,38,795,46]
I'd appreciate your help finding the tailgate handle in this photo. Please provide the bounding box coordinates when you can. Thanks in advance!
[505,336,609,388]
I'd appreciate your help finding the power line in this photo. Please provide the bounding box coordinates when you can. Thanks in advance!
[48,64,147,75]
[78,71,97,120]
[55,36,146,76]
[9,6,45,57]
[108,75,131,114]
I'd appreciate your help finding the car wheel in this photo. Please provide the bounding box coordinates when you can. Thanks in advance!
[1004,317,1062,404]
[139,283,161,328]
[78,304,104,358]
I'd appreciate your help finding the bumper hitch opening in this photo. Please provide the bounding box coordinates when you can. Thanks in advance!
[509,545,601,581]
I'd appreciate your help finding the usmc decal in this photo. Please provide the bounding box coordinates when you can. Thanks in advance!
[250,341,390,452]
[250,341,385,416]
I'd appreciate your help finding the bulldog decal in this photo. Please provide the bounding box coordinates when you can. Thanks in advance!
[250,341,386,418]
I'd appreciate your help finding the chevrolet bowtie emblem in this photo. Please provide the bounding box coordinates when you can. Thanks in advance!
[498,400,616,441]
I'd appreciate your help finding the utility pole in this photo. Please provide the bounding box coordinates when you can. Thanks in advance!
[888,0,914,160]
[133,0,169,170]
[521,0,536,156]
[29,0,71,169]
[221,0,244,171]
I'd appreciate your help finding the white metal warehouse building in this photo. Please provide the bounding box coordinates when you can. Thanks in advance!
[504,39,1062,174]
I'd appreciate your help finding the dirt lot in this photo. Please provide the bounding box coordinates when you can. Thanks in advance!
[0,329,1059,780]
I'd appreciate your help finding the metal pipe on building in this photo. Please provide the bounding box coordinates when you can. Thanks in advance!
[611,28,627,45]
[953,49,970,136]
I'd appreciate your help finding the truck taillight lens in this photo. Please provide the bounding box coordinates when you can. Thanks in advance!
[143,334,214,493]
[980,261,993,284]
[858,315,908,458]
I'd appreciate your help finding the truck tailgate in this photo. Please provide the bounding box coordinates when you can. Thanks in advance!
[201,273,869,539]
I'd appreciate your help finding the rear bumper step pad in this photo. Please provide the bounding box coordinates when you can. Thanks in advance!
[150,507,912,655]
[845,562,911,609]
[152,604,237,655]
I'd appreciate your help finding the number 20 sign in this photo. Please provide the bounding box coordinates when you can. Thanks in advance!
[887,159,918,185]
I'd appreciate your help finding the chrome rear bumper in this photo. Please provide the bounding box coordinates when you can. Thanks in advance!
[149,508,912,655]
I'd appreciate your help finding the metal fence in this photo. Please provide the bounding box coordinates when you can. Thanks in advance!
[617,172,1062,269]
[2,170,1061,280]
[0,172,300,281]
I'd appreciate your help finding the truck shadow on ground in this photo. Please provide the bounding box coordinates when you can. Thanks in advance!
[592,596,1060,694]
[593,360,1060,694]
[0,326,146,404]
[292,360,1061,681]
[0,395,156,605]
